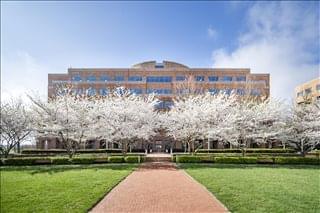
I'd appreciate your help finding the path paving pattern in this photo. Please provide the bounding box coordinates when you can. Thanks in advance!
[90,161,228,213]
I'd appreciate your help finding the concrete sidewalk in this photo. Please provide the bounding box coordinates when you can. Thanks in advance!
[90,162,228,213]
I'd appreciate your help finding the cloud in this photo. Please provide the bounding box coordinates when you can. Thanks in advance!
[207,26,218,39]
[1,51,48,103]
[212,2,319,100]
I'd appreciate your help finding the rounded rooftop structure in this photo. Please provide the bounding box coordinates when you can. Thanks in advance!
[132,60,189,69]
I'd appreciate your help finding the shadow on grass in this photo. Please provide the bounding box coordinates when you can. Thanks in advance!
[0,163,137,175]
[178,163,320,170]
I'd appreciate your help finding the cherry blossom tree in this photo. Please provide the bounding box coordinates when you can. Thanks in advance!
[0,98,33,157]
[285,101,320,156]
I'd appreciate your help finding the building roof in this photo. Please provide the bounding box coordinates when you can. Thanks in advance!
[132,60,189,69]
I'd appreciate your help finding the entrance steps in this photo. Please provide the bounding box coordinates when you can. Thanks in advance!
[145,153,172,162]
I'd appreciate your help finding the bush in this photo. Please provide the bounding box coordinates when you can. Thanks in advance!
[196,149,295,154]
[2,157,51,165]
[214,157,242,164]
[93,157,109,164]
[105,149,122,154]
[125,156,141,163]
[108,156,124,163]
[72,157,96,164]
[51,158,72,165]
[257,157,274,164]
[176,156,203,163]
[274,157,319,165]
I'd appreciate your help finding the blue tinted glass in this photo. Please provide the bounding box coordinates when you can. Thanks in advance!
[155,64,164,68]
[87,76,96,82]
[195,76,205,81]
[87,88,96,96]
[237,89,245,95]
[100,75,110,81]
[176,76,186,81]
[130,88,143,94]
[128,76,143,81]
[154,101,174,109]
[236,76,246,81]
[147,89,172,94]
[115,76,124,81]
[146,76,172,82]
[72,75,82,81]
[208,76,218,82]
[251,89,260,96]
[221,76,233,81]
[100,88,109,96]
[208,88,219,94]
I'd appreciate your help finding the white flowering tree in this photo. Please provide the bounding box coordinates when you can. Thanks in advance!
[0,98,33,157]
[95,88,159,154]
[285,101,320,156]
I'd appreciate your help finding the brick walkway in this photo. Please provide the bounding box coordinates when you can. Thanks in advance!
[90,162,228,213]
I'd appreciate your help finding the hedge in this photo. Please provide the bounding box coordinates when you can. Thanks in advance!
[174,155,319,165]
[196,148,295,154]
[0,155,143,166]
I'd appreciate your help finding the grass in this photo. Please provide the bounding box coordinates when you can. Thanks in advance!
[1,164,136,213]
[181,164,320,213]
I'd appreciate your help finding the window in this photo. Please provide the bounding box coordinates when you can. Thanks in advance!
[251,89,261,96]
[220,76,233,82]
[208,88,219,95]
[100,75,110,82]
[154,101,174,109]
[237,88,245,95]
[71,89,83,95]
[195,76,205,82]
[72,75,82,81]
[316,84,320,91]
[221,88,232,95]
[130,88,143,95]
[146,76,172,83]
[208,76,218,82]
[147,89,172,94]
[87,88,96,96]
[87,75,96,82]
[128,76,143,81]
[236,76,246,82]
[155,63,164,68]
[305,88,312,94]
[100,88,109,96]
[297,91,303,97]
[114,76,124,81]
[176,76,186,81]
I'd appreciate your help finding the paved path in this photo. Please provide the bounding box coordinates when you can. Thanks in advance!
[90,162,228,213]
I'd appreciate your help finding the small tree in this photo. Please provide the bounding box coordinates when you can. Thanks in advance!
[286,101,320,156]
[0,99,33,158]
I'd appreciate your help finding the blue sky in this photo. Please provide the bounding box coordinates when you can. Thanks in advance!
[1,1,319,101]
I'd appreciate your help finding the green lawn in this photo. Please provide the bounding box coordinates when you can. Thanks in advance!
[182,164,320,213]
[1,164,136,213]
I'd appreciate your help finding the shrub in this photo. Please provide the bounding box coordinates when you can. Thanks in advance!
[214,157,242,164]
[2,157,50,166]
[108,156,124,163]
[72,157,96,164]
[257,157,274,164]
[241,157,258,164]
[197,149,241,153]
[274,157,319,165]
[124,156,140,163]
[176,156,202,163]
[172,155,176,162]
[197,149,295,154]
[105,149,122,154]
[51,157,72,165]
[93,157,109,164]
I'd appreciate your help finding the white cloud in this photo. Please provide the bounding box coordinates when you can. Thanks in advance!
[1,51,48,103]
[207,26,218,39]
[212,2,320,100]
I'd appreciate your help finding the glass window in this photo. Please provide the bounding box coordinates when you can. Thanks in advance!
[220,76,233,82]
[147,89,172,94]
[128,76,143,81]
[195,76,205,82]
[100,75,110,82]
[250,89,261,96]
[155,63,164,68]
[176,76,186,81]
[208,76,218,82]
[316,84,320,91]
[221,88,232,95]
[87,75,96,82]
[130,88,143,94]
[114,76,125,81]
[208,88,219,95]
[87,88,96,96]
[100,88,109,96]
[236,76,246,82]
[72,75,82,81]
[305,88,312,94]
[237,88,245,95]
[146,76,172,83]
[154,101,174,109]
